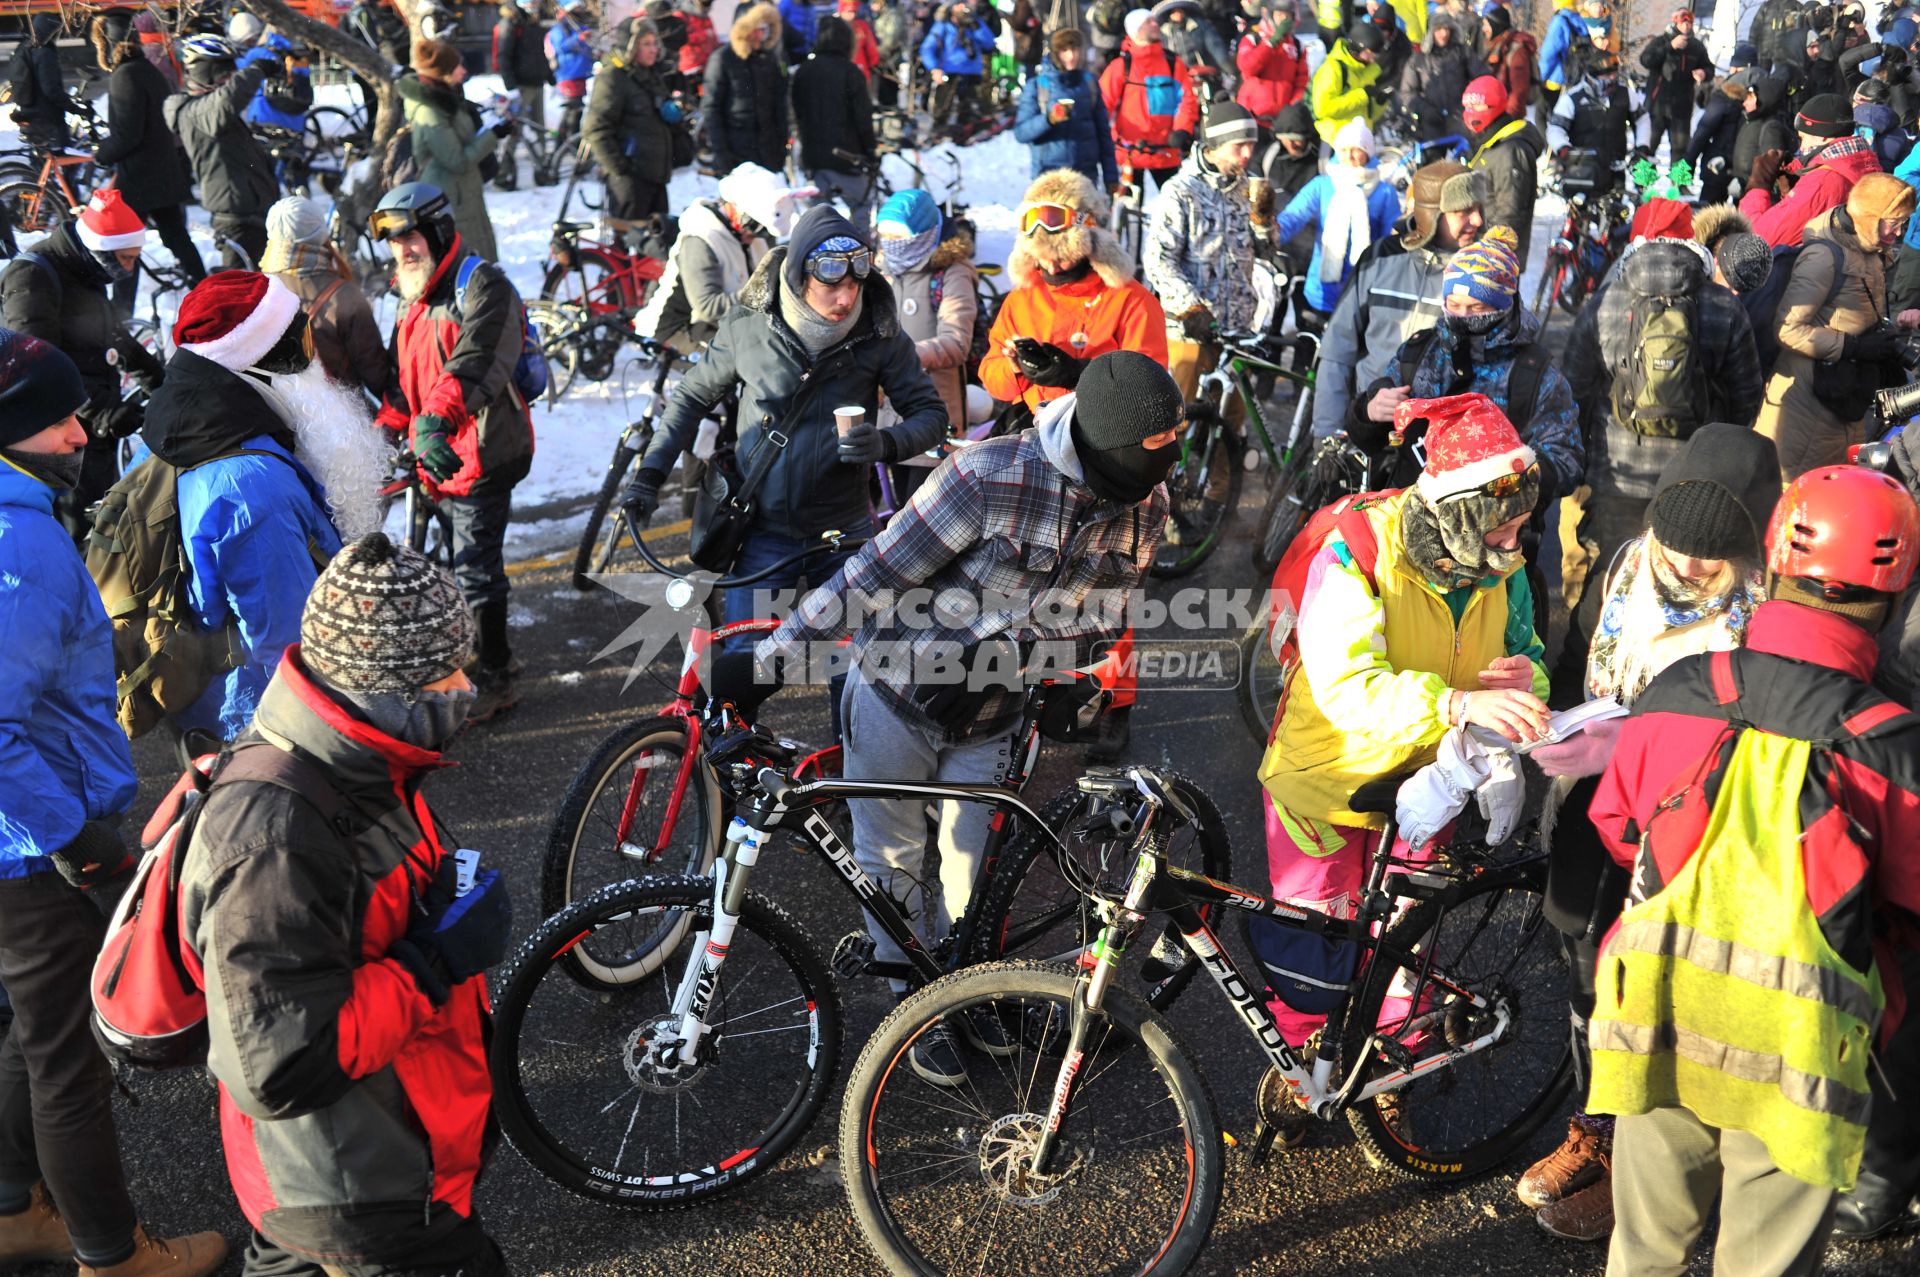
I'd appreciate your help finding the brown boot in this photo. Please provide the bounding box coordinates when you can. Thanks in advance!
[0,1183,72,1263]
[78,1225,228,1277]
[1516,1115,1611,1208]
[1536,1172,1615,1242]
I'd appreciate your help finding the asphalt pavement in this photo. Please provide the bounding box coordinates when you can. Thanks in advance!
[56,476,1919,1277]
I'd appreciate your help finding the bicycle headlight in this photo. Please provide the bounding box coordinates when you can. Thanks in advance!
[665,578,697,611]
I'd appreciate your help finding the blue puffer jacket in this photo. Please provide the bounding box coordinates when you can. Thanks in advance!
[1895,147,1920,252]
[1539,7,1587,89]
[780,0,817,58]
[1014,61,1118,185]
[920,19,997,76]
[0,459,137,878]
[1271,170,1403,313]
[547,15,596,82]
[239,38,312,133]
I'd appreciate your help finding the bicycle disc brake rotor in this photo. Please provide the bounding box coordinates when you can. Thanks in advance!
[977,1113,1084,1206]
[622,1016,709,1092]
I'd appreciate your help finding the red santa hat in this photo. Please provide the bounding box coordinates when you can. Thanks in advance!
[76,188,146,252]
[171,271,301,372]
[1407,393,1537,503]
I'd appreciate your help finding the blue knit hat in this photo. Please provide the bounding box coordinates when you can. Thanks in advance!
[876,189,940,237]
[0,328,86,449]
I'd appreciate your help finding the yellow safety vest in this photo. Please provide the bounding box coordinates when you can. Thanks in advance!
[1588,727,1883,1191]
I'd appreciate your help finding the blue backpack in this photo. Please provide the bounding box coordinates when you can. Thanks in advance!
[453,256,549,404]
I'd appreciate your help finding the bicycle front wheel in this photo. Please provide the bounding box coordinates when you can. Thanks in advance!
[525,299,583,403]
[492,876,843,1208]
[1252,453,1314,573]
[541,717,723,983]
[571,436,641,591]
[840,961,1222,1277]
[1335,857,1573,1183]
[1150,422,1241,578]
[1236,620,1284,748]
[1529,250,1568,318]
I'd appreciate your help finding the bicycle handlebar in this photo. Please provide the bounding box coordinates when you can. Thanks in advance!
[619,509,865,591]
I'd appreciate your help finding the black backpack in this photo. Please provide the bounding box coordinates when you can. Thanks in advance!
[1740,238,1845,376]
[4,44,38,110]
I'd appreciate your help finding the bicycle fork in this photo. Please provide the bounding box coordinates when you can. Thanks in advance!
[668,817,771,1064]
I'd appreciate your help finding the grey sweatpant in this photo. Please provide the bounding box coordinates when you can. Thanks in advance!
[840,670,1017,987]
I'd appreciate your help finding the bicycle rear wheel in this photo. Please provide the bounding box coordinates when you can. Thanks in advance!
[840,961,1222,1277]
[525,299,584,403]
[1335,856,1573,1183]
[492,877,842,1207]
[1150,419,1241,578]
[543,247,624,311]
[0,177,65,237]
[1236,620,1284,748]
[1529,249,1568,319]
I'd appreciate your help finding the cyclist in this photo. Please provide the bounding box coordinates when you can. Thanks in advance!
[978,168,1167,429]
[1740,93,1882,248]
[1014,27,1119,189]
[919,2,997,139]
[743,351,1181,1086]
[1637,7,1713,165]
[1463,76,1545,269]
[164,34,280,270]
[1143,100,1268,405]
[400,40,506,265]
[1257,392,1549,1130]
[583,17,679,226]
[680,0,720,87]
[1271,119,1400,319]
[1396,13,1472,140]
[875,189,978,447]
[1100,10,1200,190]
[1482,2,1538,120]
[237,30,314,137]
[6,15,77,151]
[1537,0,1588,121]
[261,195,393,405]
[492,0,553,191]
[1586,466,1920,1276]
[1546,51,1648,193]
[634,163,802,355]
[793,16,878,229]
[1160,2,1237,100]
[1307,21,1385,146]
[1730,69,1795,202]
[705,3,789,175]
[546,0,596,143]
[1523,424,1779,1244]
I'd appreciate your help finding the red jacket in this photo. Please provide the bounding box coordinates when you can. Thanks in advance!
[1235,31,1308,121]
[1739,135,1881,247]
[680,13,718,77]
[845,14,880,80]
[1099,37,1200,170]
[1591,601,1920,1021]
[1487,30,1537,112]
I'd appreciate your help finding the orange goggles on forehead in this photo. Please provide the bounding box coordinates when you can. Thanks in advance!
[1020,203,1096,236]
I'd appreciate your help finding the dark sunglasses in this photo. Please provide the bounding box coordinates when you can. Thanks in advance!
[1442,461,1541,502]
[805,247,873,284]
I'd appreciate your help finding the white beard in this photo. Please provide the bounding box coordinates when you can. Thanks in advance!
[265,362,393,542]
[397,256,434,302]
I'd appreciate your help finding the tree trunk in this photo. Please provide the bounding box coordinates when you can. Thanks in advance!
[237,0,414,142]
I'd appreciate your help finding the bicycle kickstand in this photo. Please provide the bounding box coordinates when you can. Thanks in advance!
[1247,1116,1281,1167]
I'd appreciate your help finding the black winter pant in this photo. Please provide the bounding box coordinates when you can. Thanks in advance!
[0,870,138,1260]
[444,458,528,672]
[1650,105,1692,165]
[1542,773,1630,1105]
[931,73,981,129]
[240,1219,508,1277]
[604,170,669,222]
[110,204,207,316]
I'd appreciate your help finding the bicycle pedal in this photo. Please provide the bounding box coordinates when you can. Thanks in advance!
[1371,1032,1418,1072]
[831,931,877,980]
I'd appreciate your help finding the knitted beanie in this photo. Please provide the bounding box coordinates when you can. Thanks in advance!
[1273,101,1314,140]
[1649,480,1760,561]
[1201,100,1260,148]
[876,188,940,237]
[1124,8,1152,39]
[1715,232,1774,294]
[412,37,462,77]
[301,533,476,693]
[267,195,330,248]
[1073,351,1184,449]
[1333,117,1376,155]
[0,328,86,449]
[1795,92,1854,137]
[1442,224,1521,308]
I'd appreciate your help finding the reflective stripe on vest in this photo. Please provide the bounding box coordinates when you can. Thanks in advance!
[1587,729,1882,1192]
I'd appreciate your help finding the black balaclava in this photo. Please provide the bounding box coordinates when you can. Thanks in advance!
[1069,350,1185,504]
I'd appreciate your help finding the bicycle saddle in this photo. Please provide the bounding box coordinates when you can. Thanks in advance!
[977,263,1003,276]
[1347,775,1410,817]
[553,220,593,235]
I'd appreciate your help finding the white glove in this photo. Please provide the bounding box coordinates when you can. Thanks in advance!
[478,109,505,134]
[1394,727,1521,853]
[1475,740,1524,846]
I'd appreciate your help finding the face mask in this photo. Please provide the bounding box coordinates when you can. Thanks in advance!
[1071,418,1178,504]
[92,250,135,283]
[1594,74,1617,90]
[1,446,84,490]
[1445,309,1504,337]
[400,686,477,751]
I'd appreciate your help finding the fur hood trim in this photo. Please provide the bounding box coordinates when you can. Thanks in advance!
[1692,203,1752,251]
[731,2,783,57]
[929,225,976,270]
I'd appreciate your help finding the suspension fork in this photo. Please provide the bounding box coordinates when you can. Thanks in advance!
[670,817,770,1063]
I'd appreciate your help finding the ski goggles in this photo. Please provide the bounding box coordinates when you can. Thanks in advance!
[1441,461,1541,502]
[803,246,873,284]
[368,205,438,243]
[1019,203,1098,236]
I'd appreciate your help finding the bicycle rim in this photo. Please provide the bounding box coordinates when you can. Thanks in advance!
[1149,426,1238,578]
[525,299,584,402]
[841,962,1221,1277]
[1337,860,1573,1182]
[1236,622,1283,749]
[493,878,842,1208]
[542,718,721,985]
[1253,461,1311,573]
[572,441,639,591]
[542,248,623,311]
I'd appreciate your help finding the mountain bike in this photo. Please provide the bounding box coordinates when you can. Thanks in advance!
[1531,149,1633,318]
[378,451,455,571]
[841,773,1568,1277]
[0,102,108,236]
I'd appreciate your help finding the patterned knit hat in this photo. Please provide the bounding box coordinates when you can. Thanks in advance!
[1715,232,1774,294]
[1442,225,1520,308]
[301,533,476,693]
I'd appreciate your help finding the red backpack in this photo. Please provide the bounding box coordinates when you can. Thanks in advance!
[1259,489,1399,741]
[91,744,352,1070]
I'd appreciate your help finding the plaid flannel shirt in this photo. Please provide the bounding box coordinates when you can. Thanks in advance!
[760,425,1167,739]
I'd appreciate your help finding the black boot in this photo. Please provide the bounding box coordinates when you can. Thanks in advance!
[468,600,519,723]
[1833,1168,1920,1240]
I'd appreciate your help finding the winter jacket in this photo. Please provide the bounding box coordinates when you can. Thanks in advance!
[386,245,533,499]
[1162,15,1235,96]
[546,14,596,83]
[792,23,876,172]
[1258,487,1546,829]
[1013,58,1118,186]
[706,4,790,173]
[919,17,996,76]
[1311,236,1450,436]
[680,12,719,77]
[1486,29,1537,112]
[882,224,977,429]
[1562,239,1764,504]
[1235,30,1309,121]
[398,75,500,263]
[1346,305,1583,498]
[9,15,74,145]
[844,14,882,79]
[1468,115,1545,266]
[1547,74,1650,176]
[239,39,314,134]
[639,247,948,540]
[634,198,772,343]
[760,394,1165,739]
[780,0,819,59]
[141,351,343,740]
[164,62,280,221]
[1008,0,1043,66]
[1898,146,1920,256]
[1259,136,1322,273]
[1397,17,1473,121]
[584,50,677,186]
[1099,38,1200,169]
[94,53,192,213]
[1308,38,1383,145]
[1,222,165,433]
[493,9,554,88]
[1683,87,1743,189]
[1750,0,1808,67]
[1756,206,1893,479]
[980,226,1168,412]
[1741,133,1881,248]
[1638,27,1713,117]
[181,654,491,1263]
[0,459,137,879]
[265,241,394,402]
[1539,5,1586,89]
[874,2,909,65]
[1270,168,1401,314]
[1731,72,1795,194]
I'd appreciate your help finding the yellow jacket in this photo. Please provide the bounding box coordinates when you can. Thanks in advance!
[1257,491,1547,829]
[1307,40,1384,145]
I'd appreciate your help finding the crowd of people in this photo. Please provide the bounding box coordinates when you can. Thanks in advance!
[4,0,1920,1276]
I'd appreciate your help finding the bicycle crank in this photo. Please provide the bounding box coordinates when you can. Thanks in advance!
[977,1113,1085,1206]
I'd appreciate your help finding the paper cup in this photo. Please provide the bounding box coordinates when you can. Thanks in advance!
[834,406,864,438]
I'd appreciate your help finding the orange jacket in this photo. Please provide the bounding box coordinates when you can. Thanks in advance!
[980,271,1169,412]
[1098,38,1200,171]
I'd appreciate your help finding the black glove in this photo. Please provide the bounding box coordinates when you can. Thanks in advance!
[837,419,897,464]
[620,466,666,524]
[491,117,512,137]
[410,413,461,482]
[1012,338,1085,388]
[1166,129,1193,154]
[99,399,145,440]
[707,649,783,718]
[1179,306,1215,343]
[1844,326,1901,363]
[908,635,1023,735]
[390,858,513,1007]
[50,820,133,892]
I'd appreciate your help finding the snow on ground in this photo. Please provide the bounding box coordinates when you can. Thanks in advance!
[6,76,1574,561]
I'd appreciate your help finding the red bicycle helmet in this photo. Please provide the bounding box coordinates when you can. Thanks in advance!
[1766,465,1920,593]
